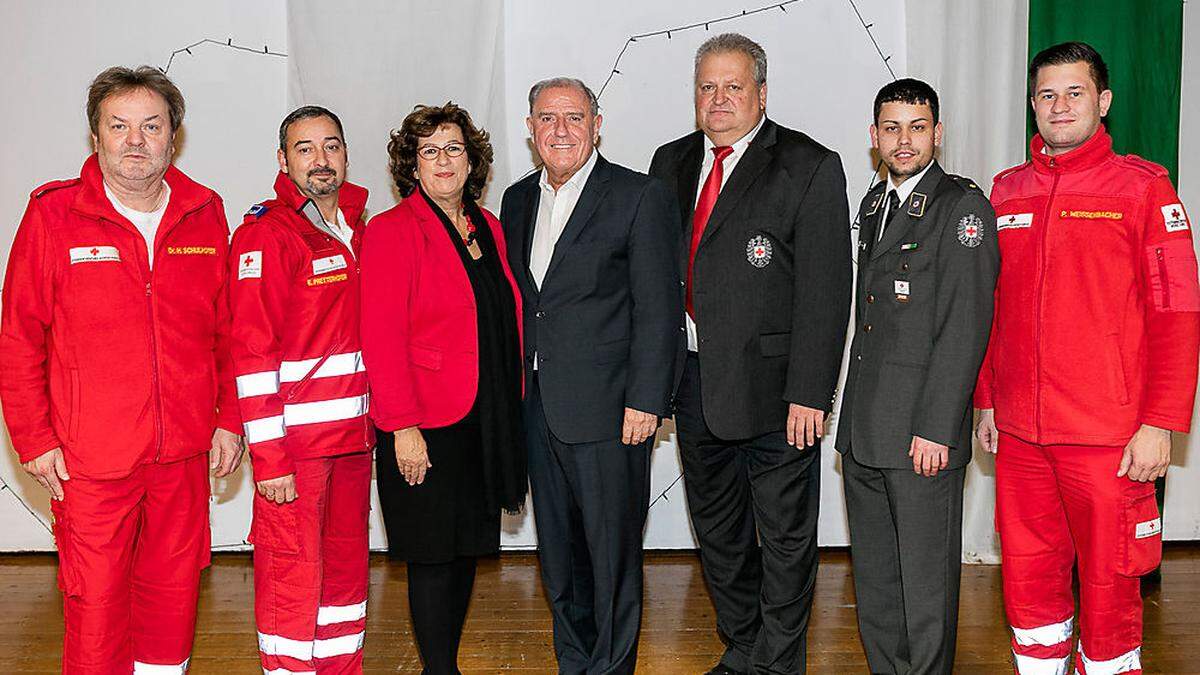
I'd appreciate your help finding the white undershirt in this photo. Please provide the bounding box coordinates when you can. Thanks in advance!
[530,150,599,370]
[329,208,355,258]
[687,115,765,352]
[105,181,170,268]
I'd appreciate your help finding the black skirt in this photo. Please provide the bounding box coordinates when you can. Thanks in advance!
[375,421,500,562]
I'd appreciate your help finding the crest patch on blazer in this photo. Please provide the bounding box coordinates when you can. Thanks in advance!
[957,215,984,248]
[746,235,773,268]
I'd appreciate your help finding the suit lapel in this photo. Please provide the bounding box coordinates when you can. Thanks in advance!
[518,176,541,295]
[871,161,944,261]
[698,119,777,249]
[542,154,611,284]
[676,134,704,276]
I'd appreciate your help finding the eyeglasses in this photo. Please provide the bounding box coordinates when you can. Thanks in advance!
[416,142,467,161]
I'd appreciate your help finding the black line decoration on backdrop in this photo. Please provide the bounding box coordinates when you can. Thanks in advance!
[0,475,53,536]
[161,37,287,74]
[592,0,899,513]
[597,0,803,99]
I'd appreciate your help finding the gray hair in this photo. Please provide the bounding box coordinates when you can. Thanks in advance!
[527,77,600,116]
[694,33,767,86]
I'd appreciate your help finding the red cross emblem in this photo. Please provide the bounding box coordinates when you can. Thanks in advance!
[243,255,255,266]
[964,225,978,237]
[90,247,99,256]
[1007,215,1016,224]
[754,246,765,257]
[1172,209,1181,220]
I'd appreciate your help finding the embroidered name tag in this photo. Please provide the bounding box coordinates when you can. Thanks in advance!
[69,246,120,264]
[307,272,348,287]
[1136,517,1162,539]
[997,213,1033,230]
[1061,210,1123,220]
[238,251,263,280]
[312,254,348,275]
[167,246,218,255]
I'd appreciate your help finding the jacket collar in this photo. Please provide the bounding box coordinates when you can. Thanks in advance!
[271,171,369,227]
[72,153,212,222]
[1029,125,1114,174]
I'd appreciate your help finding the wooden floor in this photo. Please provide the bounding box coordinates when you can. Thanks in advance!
[2,547,1198,673]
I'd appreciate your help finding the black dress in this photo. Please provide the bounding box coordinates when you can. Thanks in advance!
[375,193,524,563]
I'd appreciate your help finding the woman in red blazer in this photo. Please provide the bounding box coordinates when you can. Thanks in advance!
[359,103,525,674]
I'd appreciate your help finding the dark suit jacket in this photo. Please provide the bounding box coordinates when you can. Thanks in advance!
[500,154,682,444]
[649,119,852,440]
[835,161,999,470]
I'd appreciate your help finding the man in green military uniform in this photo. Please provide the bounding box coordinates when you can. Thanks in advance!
[835,78,999,674]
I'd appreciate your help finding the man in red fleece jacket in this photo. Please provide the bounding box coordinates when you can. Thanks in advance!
[0,66,243,674]
[975,42,1200,675]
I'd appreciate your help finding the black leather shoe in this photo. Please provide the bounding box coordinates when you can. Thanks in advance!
[704,665,747,675]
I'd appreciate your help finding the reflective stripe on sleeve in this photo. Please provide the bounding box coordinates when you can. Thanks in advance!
[244,415,286,444]
[236,370,280,398]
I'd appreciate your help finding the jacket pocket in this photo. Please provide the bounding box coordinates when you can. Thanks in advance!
[50,501,82,597]
[67,368,81,445]
[594,338,630,364]
[409,344,443,371]
[759,332,791,358]
[1146,239,1200,312]
[1117,485,1162,577]
[1105,332,1130,406]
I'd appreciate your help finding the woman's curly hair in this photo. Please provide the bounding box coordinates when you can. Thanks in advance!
[387,102,494,201]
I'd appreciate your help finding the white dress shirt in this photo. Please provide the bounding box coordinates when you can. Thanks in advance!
[530,149,599,368]
[687,115,766,352]
[105,181,170,269]
[878,160,934,241]
[330,208,355,258]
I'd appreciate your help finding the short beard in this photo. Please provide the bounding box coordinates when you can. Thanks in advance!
[883,155,931,180]
[303,170,341,197]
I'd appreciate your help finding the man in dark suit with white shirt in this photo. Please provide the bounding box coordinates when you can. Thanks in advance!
[500,77,681,675]
[649,33,852,675]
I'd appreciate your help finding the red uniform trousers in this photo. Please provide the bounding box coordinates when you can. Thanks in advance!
[252,452,371,674]
[996,433,1161,675]
[50,454,210,675]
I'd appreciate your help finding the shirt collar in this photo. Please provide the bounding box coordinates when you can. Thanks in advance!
[539,148,599,194]
[703,114,766,155]
[887,160,934,205]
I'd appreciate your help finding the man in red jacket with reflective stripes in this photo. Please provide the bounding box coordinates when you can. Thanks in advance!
[0,66,243,674]
[229,105,372,674]
[975,43,1200,675]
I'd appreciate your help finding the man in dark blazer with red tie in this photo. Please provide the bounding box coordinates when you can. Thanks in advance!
[500,77,681,675]
[649,34,852,675]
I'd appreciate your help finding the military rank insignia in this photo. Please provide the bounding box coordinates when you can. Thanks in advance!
[957,214,984,248]
[746,235,773,268]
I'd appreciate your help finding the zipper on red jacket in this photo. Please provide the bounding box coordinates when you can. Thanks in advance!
[1034,158,1062,441]
[145,281,164,459]
[1156,247,1171,309]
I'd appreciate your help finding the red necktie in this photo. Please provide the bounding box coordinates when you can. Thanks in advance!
[687,145,734,318]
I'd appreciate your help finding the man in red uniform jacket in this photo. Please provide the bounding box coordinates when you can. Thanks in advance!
[975,42,1200,675]
[228,105,372,674]
[0,66,243,674]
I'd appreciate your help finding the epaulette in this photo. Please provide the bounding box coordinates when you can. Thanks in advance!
[948,174,986,195]
[31,178,80,199]
[1120,154,1169,178]
[992,161,1031,186]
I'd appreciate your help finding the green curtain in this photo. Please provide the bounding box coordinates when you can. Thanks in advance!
[1027,0,1183,181]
